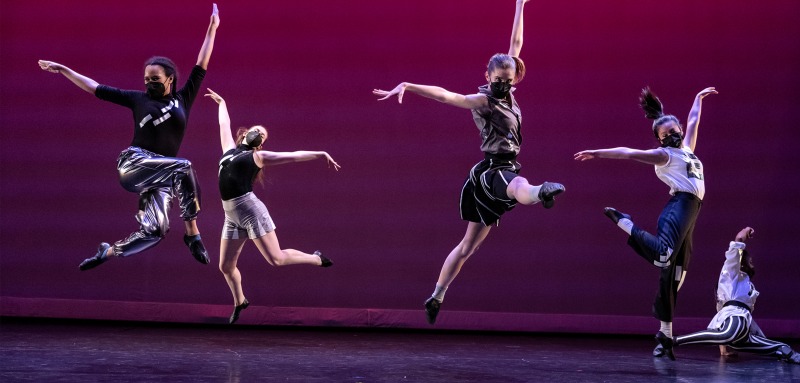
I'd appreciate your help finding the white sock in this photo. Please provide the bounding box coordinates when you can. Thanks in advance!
[660,321,673,338]
[528,184,542,203]
[432,284,447,302]
[617,218,633,235]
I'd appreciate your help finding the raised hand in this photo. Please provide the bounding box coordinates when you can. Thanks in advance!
[210,3,220,29]
[38,60,64,73]
[697,87,718,99]
[735,227,754,243]
[204,88,224,104]
[373,83,407,104]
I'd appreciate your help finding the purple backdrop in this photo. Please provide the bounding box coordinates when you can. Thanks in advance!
[2,1,799,335]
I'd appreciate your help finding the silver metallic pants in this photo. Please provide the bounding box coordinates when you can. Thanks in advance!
[111,147,201,257]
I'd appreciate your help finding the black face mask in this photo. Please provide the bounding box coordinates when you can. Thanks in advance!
[146,81,166,98]
[243,130,263,149]
[660,132,683,148]
[490,81,512,99]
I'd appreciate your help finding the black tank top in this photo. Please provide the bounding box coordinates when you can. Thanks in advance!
[218,145,261,200]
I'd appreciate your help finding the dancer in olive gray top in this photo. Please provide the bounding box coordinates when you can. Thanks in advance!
[374,0,564,325]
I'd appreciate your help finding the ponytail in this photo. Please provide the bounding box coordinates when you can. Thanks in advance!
[512,56,526,84]
[639,86,681,137]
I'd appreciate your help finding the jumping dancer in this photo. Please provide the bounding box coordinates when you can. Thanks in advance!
[373,0,565,325]
[654,227,800,364]
[38,4,220,270]
[574,86,717,353]
[205,89,340,324]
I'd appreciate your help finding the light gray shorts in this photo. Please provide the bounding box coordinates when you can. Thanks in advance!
[221,192,276,240]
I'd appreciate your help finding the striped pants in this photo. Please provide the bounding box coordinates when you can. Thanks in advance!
[676,316,790,356]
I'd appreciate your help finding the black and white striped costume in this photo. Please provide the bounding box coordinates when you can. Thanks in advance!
[675,241,796,358]
[460,85,522,226]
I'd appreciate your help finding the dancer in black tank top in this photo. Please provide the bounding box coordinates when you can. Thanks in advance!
[206,89,341,324]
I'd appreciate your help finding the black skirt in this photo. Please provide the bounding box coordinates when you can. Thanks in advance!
[459,154,521,226]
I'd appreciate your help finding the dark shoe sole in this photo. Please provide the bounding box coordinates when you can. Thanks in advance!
[229,300,250,324]
[538,182,565,209]
[424,297,441,325]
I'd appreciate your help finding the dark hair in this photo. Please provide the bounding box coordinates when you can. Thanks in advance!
[234,126,268,185]
[144,56,179,95]
[639,87,681,138]
[740,249,755,279]
[487,53,526,84]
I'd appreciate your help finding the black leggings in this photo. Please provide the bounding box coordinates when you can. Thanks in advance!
[676,316,790,356]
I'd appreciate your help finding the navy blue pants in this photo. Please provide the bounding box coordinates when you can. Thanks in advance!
[627,192,702,322]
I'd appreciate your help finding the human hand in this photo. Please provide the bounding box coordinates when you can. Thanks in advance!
[735,227,754,242]
[373,83,407,104]
[204,88,224,104]
[38,60,64,73]
[573,150,597,161]
[210,3,220,29]
[696,87,718,99]
[323,152,341,171]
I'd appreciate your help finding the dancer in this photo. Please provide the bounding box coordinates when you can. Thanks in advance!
[38,4,220,270]
[574,86,717,353]
[205,89,340,324]
[373,0,565,325]
[654,227,800,364]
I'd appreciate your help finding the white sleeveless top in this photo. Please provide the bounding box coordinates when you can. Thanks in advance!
[654,146,705,200]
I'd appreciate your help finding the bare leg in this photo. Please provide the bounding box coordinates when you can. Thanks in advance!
[506,176,564,206]
[252,230,322,266]
[436,222,492,290]
[184,219,200,236]
[219,237,248,306]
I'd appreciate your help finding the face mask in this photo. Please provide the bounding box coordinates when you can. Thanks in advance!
[490,81,512,99]
[146,81,166,98]
[660,132,682,148]
[243,130,263,148]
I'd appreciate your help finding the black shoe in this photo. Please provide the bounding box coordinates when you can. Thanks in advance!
[538,182,565,209]
[653,344,666,357]
[424,297,441,325]
[655,331,675,361]
[229,300,250,324]
[79,243,111,271]
[315,251,333,267]
[184,234,210,264]
[604,207,631,224]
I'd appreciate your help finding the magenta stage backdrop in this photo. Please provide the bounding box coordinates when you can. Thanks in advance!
[2,1,799,336]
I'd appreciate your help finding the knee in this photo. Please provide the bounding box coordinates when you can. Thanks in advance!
[457,242,481,259]
[219,262,236,275]
[269,252,288,267]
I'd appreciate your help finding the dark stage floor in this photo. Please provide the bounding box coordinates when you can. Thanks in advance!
[1,318,798,383]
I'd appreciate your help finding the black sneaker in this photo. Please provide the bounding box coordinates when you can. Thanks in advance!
[229,299,250,324]
[79,243,111,271]
[184,234,210,264]
[604,207,631,224]
[538,182,565,209]
[424,297,441,325]
[315,251,333,267]
[655,331,675,360]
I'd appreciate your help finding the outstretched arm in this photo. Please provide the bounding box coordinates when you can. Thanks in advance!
[373,82,488,110]
[508,0,530,57]
[256,150,341,170]
[574,147,668,165]
[196,3,220,69]
[683,87,717,151]
[204,88,235,152]
[38,60,98,94]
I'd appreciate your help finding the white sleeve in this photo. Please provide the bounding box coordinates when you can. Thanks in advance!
[717,241,746,304]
